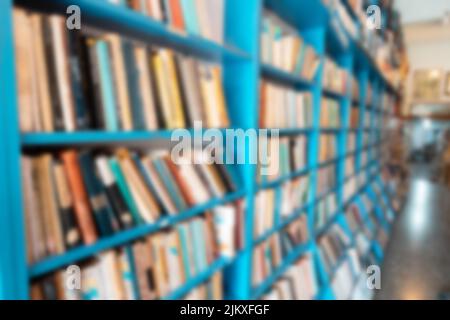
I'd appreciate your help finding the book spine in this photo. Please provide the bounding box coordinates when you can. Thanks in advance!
[122,39,146,130]
[108,158,143,225]
[78,152,117,236]
[52,161,82,249]
[42,17,65,131]
[95,156,134,229]
[67,29,91,129]
[61,151,98,245]
[95,40,119,131]
[131,153,166,215]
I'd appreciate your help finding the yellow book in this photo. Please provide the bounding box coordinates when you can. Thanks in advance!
[160,50,186,128]
[152,51,175,128]
[211,66,230,128]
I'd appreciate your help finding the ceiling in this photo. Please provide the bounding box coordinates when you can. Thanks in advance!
[394,0,450,25]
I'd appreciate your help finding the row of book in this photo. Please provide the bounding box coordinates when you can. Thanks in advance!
[259,81,313,129]
[320,98,340,128]
[317,223,351,275]
[123,0,225,44]
[344,155,356,178]
[319,134,337,163]
[254,180,309,239]
[260,10,320,81]
[316,164,337,197]
[347,132,357,152]
[22,148,242,263]
[30,215,225,300]
[261,254,318,300]
[322,58,349,95]
[343,174,361,202]
[252,218,309,287]
[314,192,338,232]
[256,136,307,183]
[14,9,230,133]
[349,108,359,128]
[330,248,361,300]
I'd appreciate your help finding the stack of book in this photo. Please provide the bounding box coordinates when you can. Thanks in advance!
[316,164,336,196]
[257,137,307,183]
[330,248,361,300]
[124,0,225,44]
[350,108,359,128]
[261,254,318,300]
[30,214,226,299]
[344,155,356,178]
[343,177,358,202]
[279,176,310,217]
[260,10,320,80]
[347,132,357,152]
[259,81,313,129]
[14,8,230,132]
[22,148,242,263]
[322,58,348,95]
[363,112,371,129]
[317,223,351,274]
[252,217,309,286]
[319,134,337,163]
[254,176,310,239]
[314,192,338,231]
[320,98,340,128]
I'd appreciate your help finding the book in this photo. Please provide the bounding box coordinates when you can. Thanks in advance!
[61,151,98,245]
[259,80,312,129]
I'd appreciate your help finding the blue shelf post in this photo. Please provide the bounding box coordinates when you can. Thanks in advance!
[223,0,262,300]
[0,0,28,299]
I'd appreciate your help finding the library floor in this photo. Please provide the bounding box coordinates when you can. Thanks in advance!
[375,164,450,300]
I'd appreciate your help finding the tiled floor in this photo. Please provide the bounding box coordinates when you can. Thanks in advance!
[375,164,450,300]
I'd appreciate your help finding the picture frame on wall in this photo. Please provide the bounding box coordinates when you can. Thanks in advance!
[412,69,443,101]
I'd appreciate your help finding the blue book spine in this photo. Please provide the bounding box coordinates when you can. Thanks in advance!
[152,159,187,211]
[180,0,199,35]
[177,224,192,279]
[189,221,202,274]
[95,40,119,131]
[122,39,146,130]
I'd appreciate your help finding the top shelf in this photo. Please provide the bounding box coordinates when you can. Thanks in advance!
[16,0,250,63]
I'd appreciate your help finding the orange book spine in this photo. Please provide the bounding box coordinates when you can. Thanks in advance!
[61,150,98,244]
[169,0,185,31]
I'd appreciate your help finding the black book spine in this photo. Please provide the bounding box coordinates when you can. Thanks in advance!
[104,184,134,229]
[85,37,106,129]
[42,18,64,131]
[78,152,116,236]
[67,29,92,129]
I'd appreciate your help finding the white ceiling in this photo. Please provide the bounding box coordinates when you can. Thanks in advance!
[394,0,450,25]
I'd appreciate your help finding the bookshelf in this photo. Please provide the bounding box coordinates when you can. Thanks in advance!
[0,0,403,300]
